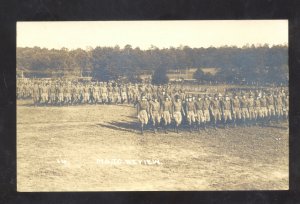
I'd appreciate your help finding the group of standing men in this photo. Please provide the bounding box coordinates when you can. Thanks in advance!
[17,79,141,106]
[17,78,288,134]
[136,90,289,134]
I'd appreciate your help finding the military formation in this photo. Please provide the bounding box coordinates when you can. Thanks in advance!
[17,78,140,106]
[17,78,289,134]
[136,89,288,134]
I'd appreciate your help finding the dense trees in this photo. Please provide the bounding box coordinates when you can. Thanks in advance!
[152,67,169,85]
[17,44,288,84]
[193,68,205,82]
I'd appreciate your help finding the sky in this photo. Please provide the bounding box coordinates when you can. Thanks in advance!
[17,20,288,50]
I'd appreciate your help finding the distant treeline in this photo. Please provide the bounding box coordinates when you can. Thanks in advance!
[17,44,288,84]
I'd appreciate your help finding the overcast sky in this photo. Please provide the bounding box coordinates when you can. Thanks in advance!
[17,20,288,50]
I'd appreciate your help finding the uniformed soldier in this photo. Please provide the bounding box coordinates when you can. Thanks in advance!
[82,85,90,104]
[274,93,283,122]
[64,83,72,105]
[185,95,196,132]
[282,94,289,121]
[112,85,121,104]
[77,83,84,104]
[253,93,262,125]
[240,93,250,127]
[172,95,185,133]
[57,83,64,106]
[100,83,108,104]
[136,94,150,135]
[194,95,204,131]
[149,96,161,133]
[32,83,40,106]
[107,83,113,104]
[266,92,276,123]
[202,95,211,130]
[93,83,100,104]
[49,83,57,105]
[161,95,173,133]
[232,94,241,127]
[259,93,268,125]
[71,83,78,105]
[210,94,222,129]
[220,94,232,128]
[247,93,255,126]
[40,83,49,105]
[120,85,128,104]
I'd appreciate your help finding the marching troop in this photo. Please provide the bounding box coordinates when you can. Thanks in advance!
[17,78,289,134]
[136,90,288,134]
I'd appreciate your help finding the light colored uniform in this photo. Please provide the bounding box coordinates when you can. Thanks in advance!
[58,86,64,103]
[100,86,108,103]
[221,99,232,121]
[232,98,242,120]
[253,98,262,118]
[202,99,211,122]
[32,85,40,104]
[266,95,275,117]
[120,87,127,102]
[195,100,204,123]
[137,100,149,125]
[93,86,100,102]
[150,101,161,125]
[282,97,288,117]
[274,96,283,116]
[173,101,183,125]
[161,100,172,125]
[186,101,196,124]
[50,85,56,103]
[240,98,249,119]
[64,86,72,103]
[247,97,255,120]
[211,99,222,121]
[83,87,90,103]
[260,97,268,118]
[41,85,49,103]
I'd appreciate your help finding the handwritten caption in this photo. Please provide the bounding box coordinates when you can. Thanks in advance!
[96,159,161,166]
[56,159,162,166]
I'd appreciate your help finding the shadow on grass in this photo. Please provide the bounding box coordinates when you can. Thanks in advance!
[97,121,140,133]
[263,123,289,130]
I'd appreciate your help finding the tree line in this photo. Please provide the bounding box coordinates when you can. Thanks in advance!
[17,44,288,85]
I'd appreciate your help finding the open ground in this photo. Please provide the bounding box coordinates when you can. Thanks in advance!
[17,100,288,191]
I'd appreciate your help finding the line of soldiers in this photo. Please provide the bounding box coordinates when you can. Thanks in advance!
[17,78,288,134]
[17,78,199,106]
[136,90,289,134]
[17,79,143,106]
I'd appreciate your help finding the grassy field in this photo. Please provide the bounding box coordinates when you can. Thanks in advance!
[17,100,288,191]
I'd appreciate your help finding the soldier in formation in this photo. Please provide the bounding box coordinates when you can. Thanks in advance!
[17,78,288,135]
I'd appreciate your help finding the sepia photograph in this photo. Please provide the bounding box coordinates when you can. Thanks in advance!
[16,20,288,191]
